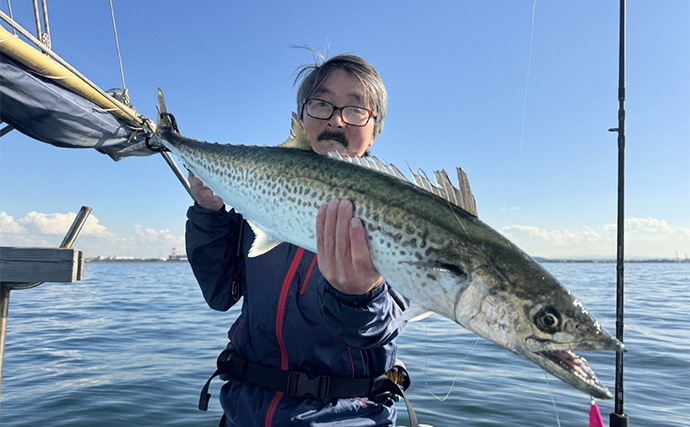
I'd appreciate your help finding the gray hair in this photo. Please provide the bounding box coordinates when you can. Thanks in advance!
[294,53,388,141]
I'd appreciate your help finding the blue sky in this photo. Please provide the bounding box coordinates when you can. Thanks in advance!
[1,0,688,259]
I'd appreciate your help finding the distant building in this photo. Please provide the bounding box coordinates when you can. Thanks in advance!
[168,247,188,262]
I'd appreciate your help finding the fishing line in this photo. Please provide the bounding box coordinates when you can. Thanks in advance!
[543,371,562,427]
[514,0,537,174]
[422,322,429,377]
[426,338,479,402]
[442,196,469,237]
[503,0,537,209]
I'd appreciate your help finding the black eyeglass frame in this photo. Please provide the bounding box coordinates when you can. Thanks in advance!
[302,98,376,127]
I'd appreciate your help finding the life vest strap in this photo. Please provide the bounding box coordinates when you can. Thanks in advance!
[198,351,420,426]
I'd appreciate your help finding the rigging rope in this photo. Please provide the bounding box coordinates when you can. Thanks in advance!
[29,0,50,48]
[40,0,50,48]
[109,0,128,102]
[5,0,16,35]
[31,0,40,40]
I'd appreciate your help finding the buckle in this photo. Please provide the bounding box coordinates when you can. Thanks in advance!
[370,374,404,403]
[286,372,330,399]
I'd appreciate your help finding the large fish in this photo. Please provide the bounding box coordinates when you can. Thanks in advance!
[152,90,623,399]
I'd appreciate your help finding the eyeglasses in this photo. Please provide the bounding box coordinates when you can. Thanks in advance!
[303,98,376,127]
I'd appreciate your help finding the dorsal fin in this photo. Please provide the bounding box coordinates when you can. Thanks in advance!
[278,113,313,150]
[454,168,478,217]
[434,168,478,217]
[327,152,479,218]
[328,152,408,181]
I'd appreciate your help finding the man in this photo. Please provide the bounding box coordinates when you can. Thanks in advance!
[186,54,407,426]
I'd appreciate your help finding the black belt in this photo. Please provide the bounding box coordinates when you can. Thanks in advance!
[199,350,419,427]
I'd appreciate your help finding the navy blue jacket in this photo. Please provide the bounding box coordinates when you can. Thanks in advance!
[186,204,408,427]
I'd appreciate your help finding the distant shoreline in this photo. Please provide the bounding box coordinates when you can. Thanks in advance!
[535,258,689,264]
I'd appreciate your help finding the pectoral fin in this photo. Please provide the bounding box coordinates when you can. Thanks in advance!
[246,220,283,257]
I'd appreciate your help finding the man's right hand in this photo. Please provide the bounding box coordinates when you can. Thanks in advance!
[189,171,225,211]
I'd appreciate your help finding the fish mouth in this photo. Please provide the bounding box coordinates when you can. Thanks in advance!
[522,349,612,399]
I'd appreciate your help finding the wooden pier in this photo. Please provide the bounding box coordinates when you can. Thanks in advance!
[0,206,91,393]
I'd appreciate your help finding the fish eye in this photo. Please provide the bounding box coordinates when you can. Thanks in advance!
[534,307,561,333]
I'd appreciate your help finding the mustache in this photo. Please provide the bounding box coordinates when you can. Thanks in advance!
[317,130,349,148]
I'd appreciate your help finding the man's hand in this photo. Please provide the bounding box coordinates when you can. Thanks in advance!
[316,199,384,295]
[189,172,224,211]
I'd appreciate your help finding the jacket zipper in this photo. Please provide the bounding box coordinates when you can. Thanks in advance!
[264,247,305,427]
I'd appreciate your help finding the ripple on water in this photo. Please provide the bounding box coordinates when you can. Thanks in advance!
[1,262,688,426]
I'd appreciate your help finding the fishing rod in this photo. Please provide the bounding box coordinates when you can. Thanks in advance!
[607,0,629,425]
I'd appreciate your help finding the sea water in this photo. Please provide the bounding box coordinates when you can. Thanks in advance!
[1,262,688,426]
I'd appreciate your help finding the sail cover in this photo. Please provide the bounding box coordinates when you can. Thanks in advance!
[0,54,154,161]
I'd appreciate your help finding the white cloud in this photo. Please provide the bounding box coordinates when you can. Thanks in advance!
[0,211,185,259]
[17,211,111,237]
[0,212,24,234]
[2,210,687,259]
[503,217,690,259]
[132,225,186,250]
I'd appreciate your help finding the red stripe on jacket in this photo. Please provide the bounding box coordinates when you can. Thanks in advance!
[300,255,318,296]
[265,248,305,427]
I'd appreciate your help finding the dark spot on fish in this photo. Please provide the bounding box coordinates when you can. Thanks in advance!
[426,274,437,281]
[415,252,423,260]
[424,247,439,257]
[401,237,418,249]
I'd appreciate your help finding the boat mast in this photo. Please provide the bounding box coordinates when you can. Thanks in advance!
[608,0,629,425]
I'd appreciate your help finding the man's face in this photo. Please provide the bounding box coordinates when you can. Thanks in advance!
[303,69,376,157]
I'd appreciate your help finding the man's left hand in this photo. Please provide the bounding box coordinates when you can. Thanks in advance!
[316,199,384,295]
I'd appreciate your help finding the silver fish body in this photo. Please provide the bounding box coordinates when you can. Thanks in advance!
[153,101,622,399]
